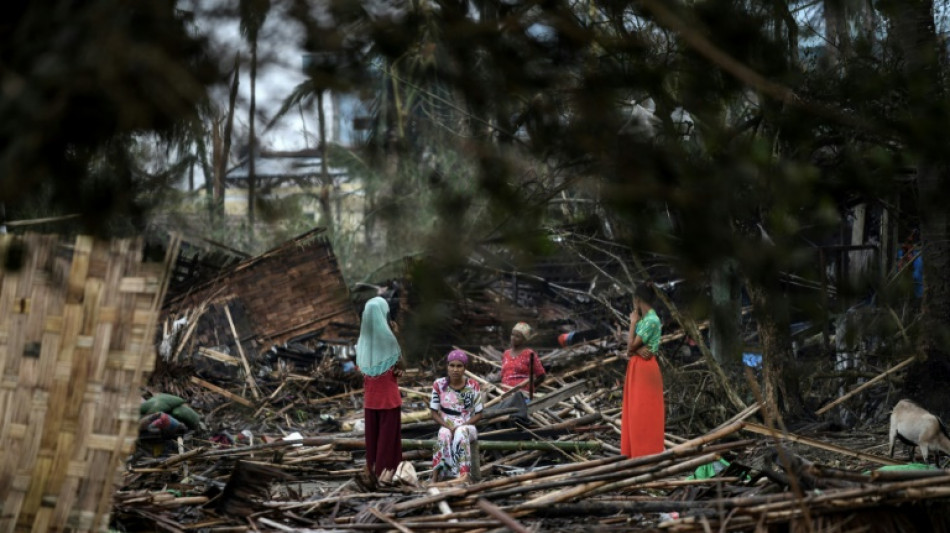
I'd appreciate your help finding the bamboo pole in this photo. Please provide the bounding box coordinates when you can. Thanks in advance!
[521,452,721,507]
[584,453,722,498]
[454,345,500,369]
[815,356,916,415]
[741,422,902,466]
[367,508,415,533]
[560,355,622,381]
[340,521,503,530]
[143,437,602,466]
[476,499,530,533]
[388,456,627,514]
[190,376,253,407]
[479,440,752,502]
[399,439,602,453]
[223,303,261,399]
[308,387,363,405]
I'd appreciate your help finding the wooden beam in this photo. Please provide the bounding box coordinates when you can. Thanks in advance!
[190,376,253,407]
[528,380,587,414]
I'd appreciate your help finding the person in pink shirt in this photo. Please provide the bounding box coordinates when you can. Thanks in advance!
[500,322,545,396]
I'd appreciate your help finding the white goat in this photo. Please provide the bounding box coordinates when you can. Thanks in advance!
[888,399,950,466]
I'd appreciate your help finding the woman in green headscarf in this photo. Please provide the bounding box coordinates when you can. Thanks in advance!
[357,296,405,485]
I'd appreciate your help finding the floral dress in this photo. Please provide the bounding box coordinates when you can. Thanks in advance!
[430,377,483,480]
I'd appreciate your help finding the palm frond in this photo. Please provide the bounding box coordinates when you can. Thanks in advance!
[266,79,317,131]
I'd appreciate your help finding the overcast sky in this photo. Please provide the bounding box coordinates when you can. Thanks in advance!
[187,0,331,153]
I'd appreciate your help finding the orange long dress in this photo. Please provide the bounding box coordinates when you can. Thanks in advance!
[620,356,665,457]
[620,309,665,457]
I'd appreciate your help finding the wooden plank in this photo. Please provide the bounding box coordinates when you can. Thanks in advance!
[190,376,254,407]
[528,380,588,414]
[197,347,241,366]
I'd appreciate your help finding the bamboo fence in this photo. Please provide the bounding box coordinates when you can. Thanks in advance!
[0,233,175,532]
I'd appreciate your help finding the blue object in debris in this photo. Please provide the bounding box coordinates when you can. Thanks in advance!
[743,353,762,368]
[342,361,356,373]
[897,249,923,298]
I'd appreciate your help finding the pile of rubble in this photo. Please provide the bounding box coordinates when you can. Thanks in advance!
[116,330,950,532]
[114,230,950,532]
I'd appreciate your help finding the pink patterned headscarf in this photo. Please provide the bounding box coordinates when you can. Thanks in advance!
[446,349,468,365]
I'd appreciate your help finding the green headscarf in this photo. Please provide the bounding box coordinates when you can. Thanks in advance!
[356,297,401,376]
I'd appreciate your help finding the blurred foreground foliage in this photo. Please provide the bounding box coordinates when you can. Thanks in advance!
[3,0,950,416]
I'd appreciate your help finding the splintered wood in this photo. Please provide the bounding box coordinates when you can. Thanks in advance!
[0,233,174,532]
[114,335,950,533]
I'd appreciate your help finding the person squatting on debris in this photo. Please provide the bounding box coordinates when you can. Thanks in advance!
[356,296,405,485]
[429,350,484,483]
[621,283,665,458]
[499,322,546,397]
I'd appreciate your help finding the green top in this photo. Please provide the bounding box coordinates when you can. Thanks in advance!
[635,309,662,354]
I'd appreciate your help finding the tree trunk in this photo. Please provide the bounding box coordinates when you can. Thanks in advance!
[747,280,806,420]
[247,41,258,240]
[883,0,950,411]
[822,0,851,67]
[317,90,333,232]
[216,54,240,220]
[710,260,742,368]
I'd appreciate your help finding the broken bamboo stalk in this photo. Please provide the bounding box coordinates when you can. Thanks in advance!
[477,439,752,502]
[190,376,253,407]
[476,499,530,533]
[518,452,722,508]
[398,439,602,453]
[427,487,457,518]
[742,422,902,465]
[585,452,723,498]
[482,379,527,409]
[454,345,500,368]
[561,355,621,381]
[341,521,503,530]
[308,388,364,405]
[367,508,415,533]
[815,355,916,415]
[388,456,628,514]
[223,303,261,399]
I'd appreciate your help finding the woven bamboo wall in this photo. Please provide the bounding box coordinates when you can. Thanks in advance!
[0,234,173,532]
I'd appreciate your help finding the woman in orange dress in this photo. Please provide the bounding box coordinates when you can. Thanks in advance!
[621,284,665,457]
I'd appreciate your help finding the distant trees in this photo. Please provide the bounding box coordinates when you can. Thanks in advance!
[5,0,950,416]
[0,1,217,232]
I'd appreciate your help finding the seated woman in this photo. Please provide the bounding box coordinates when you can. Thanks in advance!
[500,322,546,397]
[430,350,484,484]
